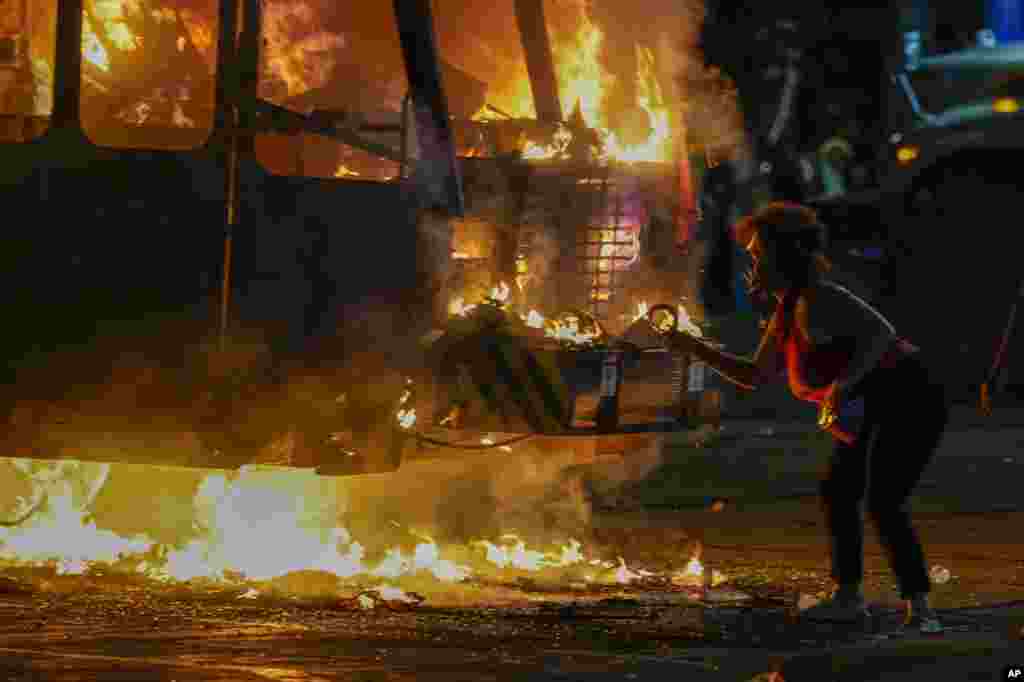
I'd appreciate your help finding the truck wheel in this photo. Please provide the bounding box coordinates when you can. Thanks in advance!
[894,168,1020,399]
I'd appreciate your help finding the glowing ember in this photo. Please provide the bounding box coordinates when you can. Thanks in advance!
[396,408,416,430]
[452,252,472,260]
[376,584,417,602]
[524,310,546,328]
[490,281,511,303]
[614,557,642,584]
[633,301,650,324]
[677,303,702,337]
[515,256,531,292]
[172,103,195,128]
[521,124,573,160]
[334,164,361,178]
[476,536,585,572]
[546,315,600,346]
[448,297,477,318]
[439,406,462,428]
[358,585,419,609]
[673,554,728,588]
[559,539,584,566]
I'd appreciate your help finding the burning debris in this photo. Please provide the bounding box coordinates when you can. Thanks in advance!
[0,0,757,621]
[357,585,425,610]
[441,277,702,358]
[444,281,691,351]
[0,456,725,605]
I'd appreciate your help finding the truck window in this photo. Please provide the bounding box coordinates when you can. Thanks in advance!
[253,1,405,182]
[433,0,534,158]
[0,0,56,142]
[78,0,219,150]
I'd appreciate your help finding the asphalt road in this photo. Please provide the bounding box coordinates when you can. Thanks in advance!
[0,535,1020,682]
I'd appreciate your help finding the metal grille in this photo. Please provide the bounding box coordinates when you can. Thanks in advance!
[576,169,635,320]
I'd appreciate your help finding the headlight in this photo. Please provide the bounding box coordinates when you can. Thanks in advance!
[993,97,1020,114]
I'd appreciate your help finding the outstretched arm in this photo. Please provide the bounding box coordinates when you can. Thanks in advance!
[679,313,782,391]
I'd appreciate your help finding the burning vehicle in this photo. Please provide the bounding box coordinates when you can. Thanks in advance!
[0,0,758,604]
[0,0,737,483]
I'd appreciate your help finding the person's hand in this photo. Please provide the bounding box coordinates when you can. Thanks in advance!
[820,380,845,429]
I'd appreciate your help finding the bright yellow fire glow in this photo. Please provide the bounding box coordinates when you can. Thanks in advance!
[448,296,477,317]
[490,281,511,303]
[80,0,142,72]
[633,300,650,324]
[472,6,674,163]
[603,47,671,163]
[2,459,722,596]
[677,303,702,337]
[396,408,417,429]
[475,536,585,572]
[524,310,546,328]
[334,164,361,178]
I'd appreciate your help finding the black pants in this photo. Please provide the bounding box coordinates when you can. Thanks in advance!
[820,354,949,598]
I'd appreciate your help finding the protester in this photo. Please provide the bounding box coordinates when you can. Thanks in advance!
[660,202,948,634]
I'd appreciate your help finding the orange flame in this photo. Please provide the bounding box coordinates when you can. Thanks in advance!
[81,0,141,71]
[334,164,361,178]
[472,5,674,163]
[0,458,726,598]
[261,1,345,98]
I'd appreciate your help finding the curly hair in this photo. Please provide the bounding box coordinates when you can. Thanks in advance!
[734,201,831,289]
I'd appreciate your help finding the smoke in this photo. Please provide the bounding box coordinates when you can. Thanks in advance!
[518,227,559,305]
[422,434,666,549]
[579,437,666,510]
[630,0,748,161]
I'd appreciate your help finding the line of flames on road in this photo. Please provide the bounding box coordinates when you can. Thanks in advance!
[0,458,724,607]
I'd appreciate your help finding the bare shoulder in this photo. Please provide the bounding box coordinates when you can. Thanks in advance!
[794,287,838,345]
[808,281,895,338]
